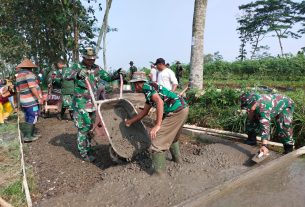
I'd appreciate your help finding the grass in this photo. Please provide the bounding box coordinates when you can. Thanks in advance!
[0,180,26,207]
[0,116,28,207]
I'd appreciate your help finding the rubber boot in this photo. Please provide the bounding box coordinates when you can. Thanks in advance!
[170,141,182,163]
[244,132,257,146]
[59,108,66,120]
[69,110,73,120]
[152,151,166,176]
[23,123,38,142]
[283,144,293,154]
[32,125,41,139]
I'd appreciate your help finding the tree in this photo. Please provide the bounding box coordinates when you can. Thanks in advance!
[96,0,113,70]
[237,5,268,59]
[237,0,300,57]
[294,0,305,39]
[0,0,96,67]
[189,0,208,90]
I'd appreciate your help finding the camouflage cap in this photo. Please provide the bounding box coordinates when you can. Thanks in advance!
[129,72,147,83]
[240,92,257,109]
[82,47,97,59]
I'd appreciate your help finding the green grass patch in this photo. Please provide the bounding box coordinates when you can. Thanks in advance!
[0,122,17,134]
[0,116,27,207]
[0,180,26,207]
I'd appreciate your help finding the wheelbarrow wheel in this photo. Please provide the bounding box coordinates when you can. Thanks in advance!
[109,145,125,164]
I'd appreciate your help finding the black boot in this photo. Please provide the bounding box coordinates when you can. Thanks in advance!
[283,144,293,154]
[245,132,257,146]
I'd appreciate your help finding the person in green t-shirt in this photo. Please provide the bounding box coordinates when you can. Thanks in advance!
[125,71,189,176]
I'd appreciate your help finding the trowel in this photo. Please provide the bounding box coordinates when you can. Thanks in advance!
[252,151,269,163]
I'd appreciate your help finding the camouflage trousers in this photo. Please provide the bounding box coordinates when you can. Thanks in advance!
[73,109,96,157]
[246,107,294,145]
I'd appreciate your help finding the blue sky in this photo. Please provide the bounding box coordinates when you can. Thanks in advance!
[89,0,305,71]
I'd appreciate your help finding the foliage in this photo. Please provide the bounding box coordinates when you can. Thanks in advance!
[203,54,305,81]
[237,0,302,58]
[0,0,97,68]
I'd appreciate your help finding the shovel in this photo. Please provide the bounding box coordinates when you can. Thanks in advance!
[252,151,270,163]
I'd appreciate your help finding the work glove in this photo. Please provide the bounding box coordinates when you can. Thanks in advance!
[77,69,88,80]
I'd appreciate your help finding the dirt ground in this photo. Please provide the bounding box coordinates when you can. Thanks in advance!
[24,93,280,207]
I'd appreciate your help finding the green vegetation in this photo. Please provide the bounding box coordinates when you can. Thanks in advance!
[0,118,26,206]
[204,54,305,81]
[0,181,25,207]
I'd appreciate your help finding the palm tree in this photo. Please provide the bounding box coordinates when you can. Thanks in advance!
[189,0,208,89]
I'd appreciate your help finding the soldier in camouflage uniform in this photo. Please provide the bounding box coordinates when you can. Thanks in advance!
[48,60,74,119]
[240,92,295,154]
[125,70,189,176]
[48,61,63,93]
[64,47,123,162]
[129,61,137,80]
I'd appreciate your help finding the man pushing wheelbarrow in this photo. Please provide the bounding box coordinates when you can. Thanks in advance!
[64,47,124,162]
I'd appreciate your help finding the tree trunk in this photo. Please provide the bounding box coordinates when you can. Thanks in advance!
[189,0,208,90]
[96,0,112,70]
[103,28,107,70]
[275,30,284,57]
[72,0,79,63]
[250,36,260,59]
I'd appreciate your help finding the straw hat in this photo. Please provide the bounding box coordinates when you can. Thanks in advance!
[16,58,38,69]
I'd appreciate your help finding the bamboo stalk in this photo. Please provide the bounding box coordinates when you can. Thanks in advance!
[183,124,283,147]
[17,113,32,207]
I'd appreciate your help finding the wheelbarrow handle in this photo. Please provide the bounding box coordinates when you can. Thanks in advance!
[85,77,97,109]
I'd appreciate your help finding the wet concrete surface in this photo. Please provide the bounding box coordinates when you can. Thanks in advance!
[209,158,305,207]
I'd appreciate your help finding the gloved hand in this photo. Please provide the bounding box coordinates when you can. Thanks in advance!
[112,68,126,80]
[77,69,88,80]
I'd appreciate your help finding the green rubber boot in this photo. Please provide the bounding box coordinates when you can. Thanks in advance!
[22,123,38,142]
[152,151,166,176]
[170,141,182,163]
[32,125,41,139]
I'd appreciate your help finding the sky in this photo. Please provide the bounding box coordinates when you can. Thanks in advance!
[89,0,305,71]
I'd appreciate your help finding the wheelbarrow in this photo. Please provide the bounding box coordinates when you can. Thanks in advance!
[85,75,151,161]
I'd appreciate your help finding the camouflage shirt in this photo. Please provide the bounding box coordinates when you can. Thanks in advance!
[142,82,187,115]
[251,93,294,140]
[48,69,62,89]
[63,62,114,112]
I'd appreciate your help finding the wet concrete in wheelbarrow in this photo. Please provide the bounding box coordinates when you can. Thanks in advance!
[24,93,281,206]
[98,99,151,159]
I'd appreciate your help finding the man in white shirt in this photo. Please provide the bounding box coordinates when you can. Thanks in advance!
[154,58,178,92]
